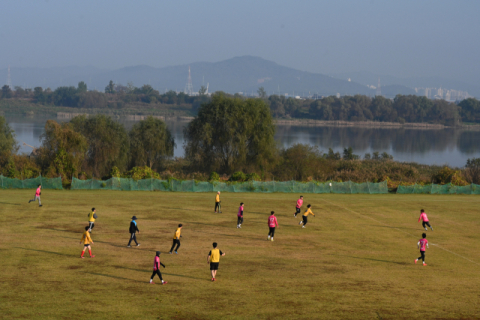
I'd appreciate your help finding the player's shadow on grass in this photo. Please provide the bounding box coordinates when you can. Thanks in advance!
[114,265,209,281]
[331,254,409,266]
[375,225,418,231]
[43,227,78,234]
[14,247,76,257]
[85,271,144,283]
[0,202,21,205]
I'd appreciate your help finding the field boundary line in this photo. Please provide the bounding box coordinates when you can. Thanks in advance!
[321,199,480,267]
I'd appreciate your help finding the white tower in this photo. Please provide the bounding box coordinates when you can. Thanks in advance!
[184,66,193,95]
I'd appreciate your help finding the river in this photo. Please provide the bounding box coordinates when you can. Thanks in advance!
[6,115,480,168]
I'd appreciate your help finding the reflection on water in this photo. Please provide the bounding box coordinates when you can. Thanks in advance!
[6,116,480,167]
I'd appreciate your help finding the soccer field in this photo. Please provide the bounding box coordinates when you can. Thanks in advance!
[0,190,479,319]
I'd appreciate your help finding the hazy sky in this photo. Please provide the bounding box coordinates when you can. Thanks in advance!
[1,0,479,83]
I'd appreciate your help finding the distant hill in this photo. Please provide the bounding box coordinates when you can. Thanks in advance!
[0,56,373,96]
[2,57,478,98]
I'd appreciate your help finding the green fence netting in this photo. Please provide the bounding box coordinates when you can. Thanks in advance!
[69,178,389,194]
[397,183,480,195]
[0,175,63,190]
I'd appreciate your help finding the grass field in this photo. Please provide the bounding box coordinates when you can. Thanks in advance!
[1,190,479,319]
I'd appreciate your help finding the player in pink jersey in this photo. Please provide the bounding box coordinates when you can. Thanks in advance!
[150,251,167,284]
[28,184,42,207]
[267,211,278,241]
[415,233,429,266]
[418,209,433,231]
[236,203,244,228]
[294,196,304,217]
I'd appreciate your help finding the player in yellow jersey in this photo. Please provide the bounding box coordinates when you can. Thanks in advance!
[298,204,314,228]
[215,191,221,213]
[87,208,97,232]
[80,226,95,258]
[207,242,226,281]
[169,224,183,254]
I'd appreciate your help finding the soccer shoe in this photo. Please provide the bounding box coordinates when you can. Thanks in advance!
[150,281,155,284]
[302,226,305,228]
[90,255,95,258]
[175,251,178,254]
[169,252,172,254]
[80,256,84,259]
[28,200,32,203]
[39,205,43,207]
[162,281,168,285]
[271,238,274,242]
[424,227,427,231]
[267,236,270,240]
[127,245,131,247]
[415,259,417,264]
[298,221,302,225]
[219,211,222,213]
[423,263,427,266]
[430,227,433,231]
[136,244,140,246]
[211,278,215,281]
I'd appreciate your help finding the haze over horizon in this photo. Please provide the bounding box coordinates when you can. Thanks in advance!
[1,0,480,86]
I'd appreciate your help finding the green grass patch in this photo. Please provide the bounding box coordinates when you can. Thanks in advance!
[0,190,479,319]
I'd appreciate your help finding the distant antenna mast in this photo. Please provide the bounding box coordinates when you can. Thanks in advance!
[184,66,193,95]
[376,78,382,97]
[6,65,11,87]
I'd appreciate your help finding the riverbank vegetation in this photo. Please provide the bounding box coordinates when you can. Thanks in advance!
[1,94,480,190]
[2,82,480,126]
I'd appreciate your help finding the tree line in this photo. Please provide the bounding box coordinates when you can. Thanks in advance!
[2,82,480,125]
[1,93,480,187]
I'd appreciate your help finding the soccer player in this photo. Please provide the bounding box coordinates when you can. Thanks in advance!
[268,211,278,241]
[79,226,94,258]
[415,233,429,266]
[28,184,42,207]
[237,203,244,228]
[87,208,97,232]
[169,224,183,254]
[215,191,222,213]
[127,215,140,247]
[418,209,433,231]
[294,195,303,217]
[299,204,314,228]
[207,242,226,281]
[150,251,167,285]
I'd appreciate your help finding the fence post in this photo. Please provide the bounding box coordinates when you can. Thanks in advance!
[91,175,94,190]
[366,180,371,194]
[412,180,417,194]
[151,178,153,192]
[21,173,24,189]
[349,180,353,194]
[192,179,195,192]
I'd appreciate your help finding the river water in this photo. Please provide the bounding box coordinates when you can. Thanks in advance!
[6,116,480,168]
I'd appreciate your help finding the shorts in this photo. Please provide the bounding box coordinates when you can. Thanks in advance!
[84,244,91,247]
[210,262,219,270]
[295,207,301,214]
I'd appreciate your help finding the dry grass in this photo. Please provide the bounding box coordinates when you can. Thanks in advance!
[0,190,479,319]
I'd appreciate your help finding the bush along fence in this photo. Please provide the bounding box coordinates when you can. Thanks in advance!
[69,177,389,193]
[0,175,63,190]
[397,183,480,194]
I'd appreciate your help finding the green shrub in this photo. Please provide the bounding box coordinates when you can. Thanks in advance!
[246,173,261,181]
[209,171,220,181]
[230,171,247,182]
